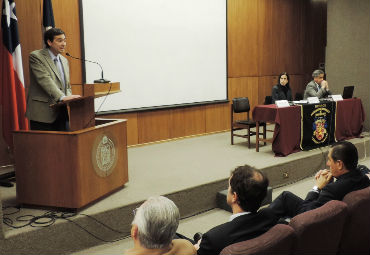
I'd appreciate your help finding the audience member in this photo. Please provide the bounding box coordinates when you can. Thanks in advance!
[271,72,293,103]
[125,196,196,255]
[303,69,331,99]
[268,141,370,219]
[195,165,278,255]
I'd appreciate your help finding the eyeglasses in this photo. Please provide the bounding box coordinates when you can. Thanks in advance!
[132,207,138,216]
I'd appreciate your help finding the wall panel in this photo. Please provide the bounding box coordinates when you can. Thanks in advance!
[276,0,305,74]
[16,0,43,88]
[52,0,83,85]
[169,106,206,138]
[137,110,171,144]
[228,77,259,121]
[304,0,327,72]
[205,103,230,133]
[257,0,274,76]
[101,113,138,146]
[228,0,259,77]
[289,74,306,99]
[258,76,277,105]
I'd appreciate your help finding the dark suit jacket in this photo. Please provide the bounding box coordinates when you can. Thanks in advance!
[26,48,71,123]
[271,84,292,103]
[197,208,278,255]
[303,80,331,99]
[299,170,370,213]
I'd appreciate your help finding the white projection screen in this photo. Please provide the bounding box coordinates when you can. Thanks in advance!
[80,0,227,112]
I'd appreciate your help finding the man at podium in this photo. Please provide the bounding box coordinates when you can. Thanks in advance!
[26,28,80,131]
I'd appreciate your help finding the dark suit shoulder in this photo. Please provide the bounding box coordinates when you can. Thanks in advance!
[327,171,370,198]
[198,212,277,255]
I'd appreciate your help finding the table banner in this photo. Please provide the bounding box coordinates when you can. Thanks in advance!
[300,102,337,150]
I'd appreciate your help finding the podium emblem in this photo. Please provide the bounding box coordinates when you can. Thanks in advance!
[92,133,117,177]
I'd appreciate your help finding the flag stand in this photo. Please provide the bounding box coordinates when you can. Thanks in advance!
[0,171,15,187]
[0,163,15,187]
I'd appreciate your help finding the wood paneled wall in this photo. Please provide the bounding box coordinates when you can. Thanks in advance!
[0,0,326,163]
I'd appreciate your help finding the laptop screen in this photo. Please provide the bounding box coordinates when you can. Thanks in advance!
[342,86,354,99]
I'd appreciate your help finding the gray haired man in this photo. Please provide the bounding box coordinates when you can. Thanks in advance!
[125,196,196,255]
[303,69,332,99]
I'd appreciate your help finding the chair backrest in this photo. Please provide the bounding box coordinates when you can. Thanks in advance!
[219,224,296,255]
[338,186,370,254]
[294,92,303,100]
[289,200,348,255]
[232,97,251,113]
[264,96,272,105]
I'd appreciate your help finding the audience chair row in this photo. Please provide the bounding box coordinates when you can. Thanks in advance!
[220,186,370,255]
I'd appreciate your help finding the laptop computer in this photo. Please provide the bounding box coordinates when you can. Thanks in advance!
[342,86,354,99]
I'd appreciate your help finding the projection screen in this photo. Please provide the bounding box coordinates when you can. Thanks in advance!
[80,0,227,112]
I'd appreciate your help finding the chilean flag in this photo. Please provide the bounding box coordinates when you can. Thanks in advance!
[0,0,28,148]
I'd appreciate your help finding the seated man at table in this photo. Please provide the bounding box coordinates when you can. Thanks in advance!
[303,69,332,99]
[268,141,370,219]
[195,165,278,255]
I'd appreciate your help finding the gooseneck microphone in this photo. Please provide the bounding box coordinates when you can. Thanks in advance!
[66,52,110,83]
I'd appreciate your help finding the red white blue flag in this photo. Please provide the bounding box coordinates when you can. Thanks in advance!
[0,0,28,148]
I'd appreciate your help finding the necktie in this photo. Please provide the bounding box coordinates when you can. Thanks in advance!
[54,57,66,92]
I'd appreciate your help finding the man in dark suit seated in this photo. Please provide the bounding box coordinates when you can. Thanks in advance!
[195,165,278,255]
[303,69,332,100]
[268,141,370,219]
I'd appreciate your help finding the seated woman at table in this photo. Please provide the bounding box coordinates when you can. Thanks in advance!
[271,72,293,103]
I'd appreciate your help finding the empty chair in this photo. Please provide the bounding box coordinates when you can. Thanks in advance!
[220,224,296,255]
[264,96,273,105]
[294,92,303,101]
[289,200,348,255]
[231,97,266,148]
[338,187,370,255]
[263,96,274,133]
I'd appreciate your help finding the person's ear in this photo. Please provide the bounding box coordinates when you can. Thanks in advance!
[131,224,138,240]
[336,160,344,171]
[232,192,238,203]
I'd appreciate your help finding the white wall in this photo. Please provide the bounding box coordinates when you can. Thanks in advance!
[326,0,370,131]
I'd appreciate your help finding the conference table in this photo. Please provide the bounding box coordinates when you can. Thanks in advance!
[253,98,365,156]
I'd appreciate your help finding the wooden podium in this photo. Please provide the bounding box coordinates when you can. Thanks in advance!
[13,82,127,209]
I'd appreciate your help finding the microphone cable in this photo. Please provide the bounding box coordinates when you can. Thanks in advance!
[2,206,130,243]
[65,52,113,129]
[82,81,113,129]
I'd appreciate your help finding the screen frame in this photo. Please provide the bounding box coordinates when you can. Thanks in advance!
[78,0,229,114]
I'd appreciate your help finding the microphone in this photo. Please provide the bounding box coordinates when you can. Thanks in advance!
[66,53,110,83]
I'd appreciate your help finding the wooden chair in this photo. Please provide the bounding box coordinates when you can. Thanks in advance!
[220,224,296,255]
[231,97,266,148]
[294,92,303,100]
[264,96,274,133]
[264,95,273,105]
